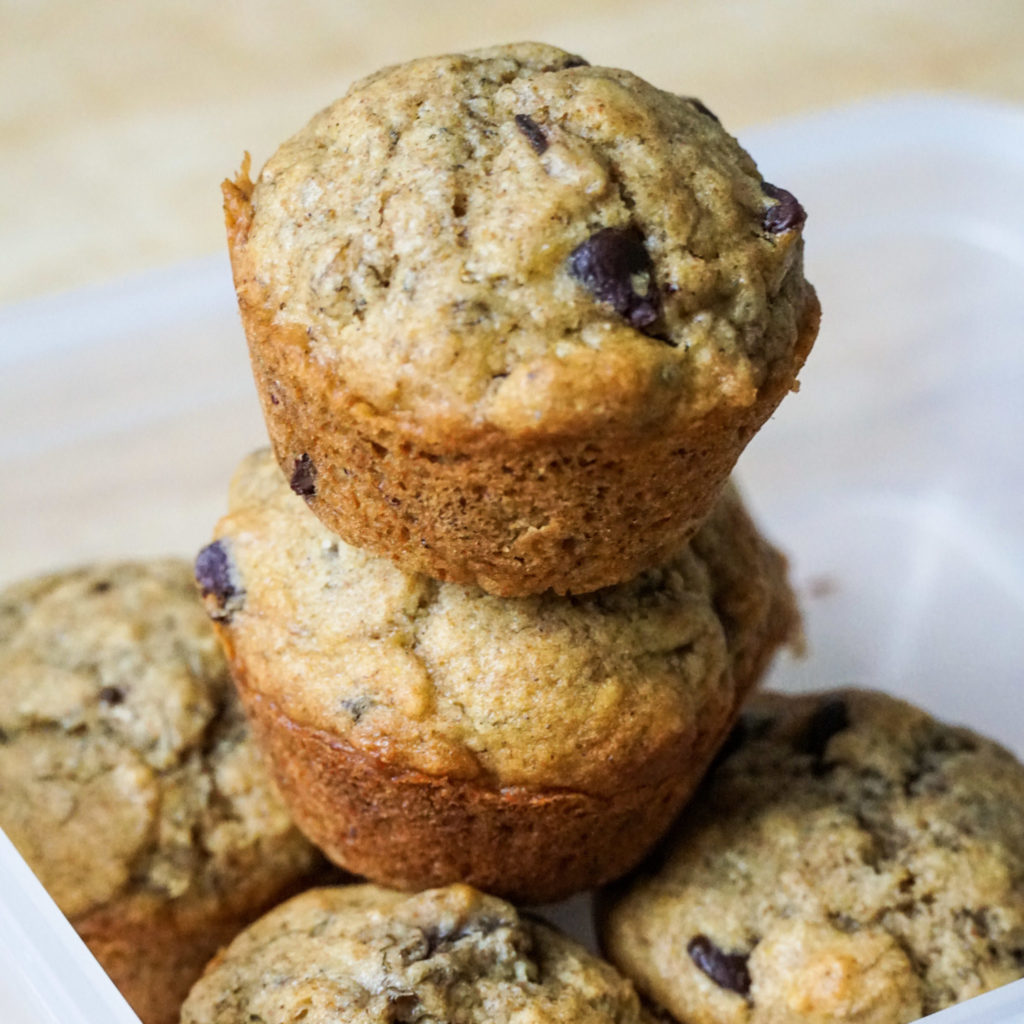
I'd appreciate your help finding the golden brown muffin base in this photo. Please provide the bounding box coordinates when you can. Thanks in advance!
[231,673,739,905]
[78,903,258,1024]
[74,857,333,1024]
[224,172,820,597]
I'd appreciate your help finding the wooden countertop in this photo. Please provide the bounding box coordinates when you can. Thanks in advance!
[3,0,1024,305]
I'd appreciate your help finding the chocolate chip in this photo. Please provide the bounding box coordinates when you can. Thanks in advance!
[194,541,234,602]
[420,913,511,958]
[797,699,850,763]
[561,55,589,68]
[685,96,720,123]
[290,453,317,497]
[762,182,807,234]
[98,686,126,706]
[90,580,112,594]
[385,993,420,1023]
[514,113,548,154]
[194,541,245,621]
[341,696,373,723]
[568,226,662,332]
[687,935,752,997]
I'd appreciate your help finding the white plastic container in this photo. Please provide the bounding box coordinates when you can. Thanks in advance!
[1,95,1023,1022]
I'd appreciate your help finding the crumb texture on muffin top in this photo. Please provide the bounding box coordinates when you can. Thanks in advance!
[0,559,317,920]
[182,883,655,1024]
[235,41,811,434]
[600,689,1024,1024]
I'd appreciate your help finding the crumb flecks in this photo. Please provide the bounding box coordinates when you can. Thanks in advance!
[240,42,812,426]
[602,689,1024,1023]
[182,885,656,1024]
[0,560,318,919]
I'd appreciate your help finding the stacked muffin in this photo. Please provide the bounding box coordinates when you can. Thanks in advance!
[199,42,818,905]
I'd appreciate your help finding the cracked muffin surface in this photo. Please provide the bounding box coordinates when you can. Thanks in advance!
[194,449,797,899]
[182,883,656,1024]
[237,41,808,425]
[0,559,324,1024]
[599,689,1024,1024]
[224,41,819,595]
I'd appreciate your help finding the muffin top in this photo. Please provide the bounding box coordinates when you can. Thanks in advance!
[230,41,813,434]
[600,689,1024,1024]
[182,883,654,1024]
[0,559,319,921]
[197,450,795,793]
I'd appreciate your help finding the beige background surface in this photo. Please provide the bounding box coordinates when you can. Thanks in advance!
[3,0,1024,304]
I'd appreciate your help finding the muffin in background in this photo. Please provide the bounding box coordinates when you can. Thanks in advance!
[182,882,658,1024]
[0,559,327,1024]
[224,41,818,596]
[196,449,799,903]
[599,689,1024,1024]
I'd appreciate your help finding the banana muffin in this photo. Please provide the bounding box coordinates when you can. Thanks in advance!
[0,560,326,1024]
[599,689,1024,1024]
[182,883,656,1024]
[195,449,798,903]
[223,41,819,596]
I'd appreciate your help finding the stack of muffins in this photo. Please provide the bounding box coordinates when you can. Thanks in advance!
[196,41,819,906]
[4,40,1024,1024]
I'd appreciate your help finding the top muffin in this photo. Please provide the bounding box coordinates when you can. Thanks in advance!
[225,42,818,595]
[237,40,809,425]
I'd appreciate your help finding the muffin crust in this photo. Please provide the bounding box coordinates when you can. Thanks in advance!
[0,560,324,1024]
[224,42,818,595]
[600,689,1024,1023]
[183,883,657,1024]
